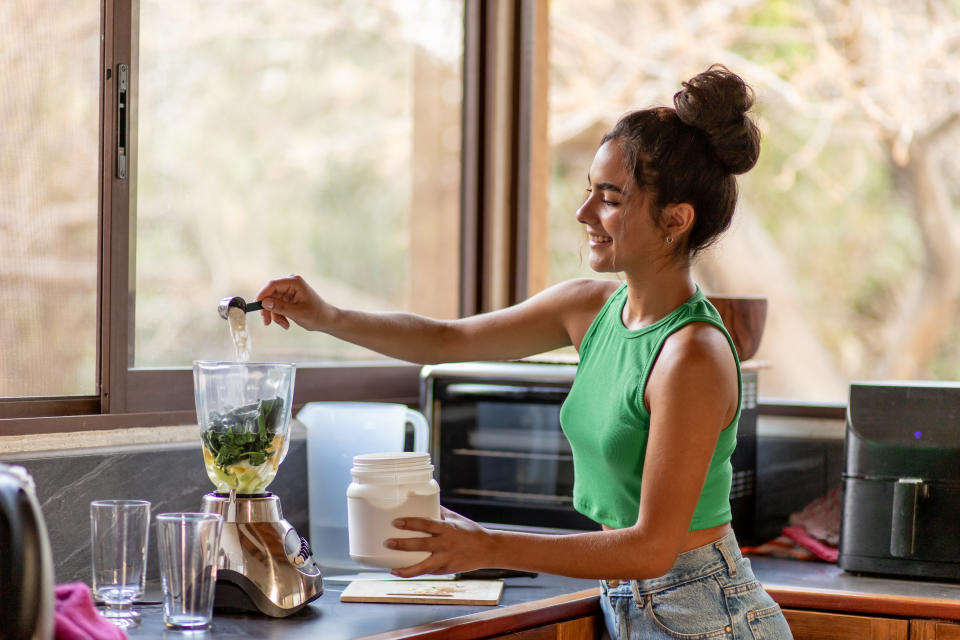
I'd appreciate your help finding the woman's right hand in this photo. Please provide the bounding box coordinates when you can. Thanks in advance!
[255,275,334,331]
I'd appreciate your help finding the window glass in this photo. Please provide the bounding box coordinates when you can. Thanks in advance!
[546,0,960,402]
[0,1,101,397]
[135,0,463,367]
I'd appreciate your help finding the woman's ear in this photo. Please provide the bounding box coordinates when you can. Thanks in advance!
[662,203,695,240]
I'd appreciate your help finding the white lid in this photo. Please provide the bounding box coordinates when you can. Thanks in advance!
[351,451,433,473]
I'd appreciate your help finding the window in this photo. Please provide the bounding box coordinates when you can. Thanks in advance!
[539,0,960,403]
[134,0,463,368]
[9,0,951,433]
[0,0,101,399]
[2,0,466,427]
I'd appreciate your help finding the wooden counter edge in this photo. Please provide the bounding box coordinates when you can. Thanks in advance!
[353,587,603,640]
[765,584,960,621]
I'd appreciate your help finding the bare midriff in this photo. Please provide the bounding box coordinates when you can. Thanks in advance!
[601,521,734,570]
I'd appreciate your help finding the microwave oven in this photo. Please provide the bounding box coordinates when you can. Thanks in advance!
[419,361,759,540]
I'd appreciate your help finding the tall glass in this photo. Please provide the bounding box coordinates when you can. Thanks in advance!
[90,500,151,627]
[156,512,224,630]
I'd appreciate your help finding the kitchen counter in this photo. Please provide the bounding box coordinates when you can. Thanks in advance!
[121,572,601,640]
[756,557,960,620]
[117,558,960,639]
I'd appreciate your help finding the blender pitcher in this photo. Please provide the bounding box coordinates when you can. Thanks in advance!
[297,402,429,569]
[193,361,295,494]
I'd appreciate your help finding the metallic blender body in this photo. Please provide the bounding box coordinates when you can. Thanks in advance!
[201,492,322,617]
[194,360,323,617]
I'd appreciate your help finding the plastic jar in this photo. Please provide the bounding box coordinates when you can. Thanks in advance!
[346,452,441,569]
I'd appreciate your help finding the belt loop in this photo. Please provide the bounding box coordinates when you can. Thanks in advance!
[715,537,738,577]
[630,580,643,605]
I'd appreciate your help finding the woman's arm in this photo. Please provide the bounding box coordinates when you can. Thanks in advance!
[388,322,738,579]
[255,275,615,364]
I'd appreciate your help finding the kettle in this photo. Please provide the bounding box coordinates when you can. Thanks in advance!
[297,402,430,570]
[0,463,55,640]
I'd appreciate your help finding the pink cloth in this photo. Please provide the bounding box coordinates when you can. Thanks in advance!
[54,583,127,640]
[781,525,839,563]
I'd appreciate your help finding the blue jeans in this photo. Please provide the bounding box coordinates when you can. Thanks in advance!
[600,531,793,639]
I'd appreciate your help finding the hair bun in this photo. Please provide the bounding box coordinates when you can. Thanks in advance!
[673,64,761,175]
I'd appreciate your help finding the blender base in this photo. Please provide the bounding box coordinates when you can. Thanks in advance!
[202,492,323,617]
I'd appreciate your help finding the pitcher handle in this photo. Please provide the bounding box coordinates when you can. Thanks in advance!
[405,409,430,453]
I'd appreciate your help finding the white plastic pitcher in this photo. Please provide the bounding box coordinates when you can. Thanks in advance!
[297,402,429,570]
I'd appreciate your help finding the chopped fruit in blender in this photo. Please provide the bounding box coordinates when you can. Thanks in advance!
[200,397,284,493]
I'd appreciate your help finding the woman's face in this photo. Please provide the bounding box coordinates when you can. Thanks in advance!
[576,140,665,274]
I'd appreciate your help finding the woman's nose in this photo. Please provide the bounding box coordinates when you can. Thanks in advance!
[576,196,595,224]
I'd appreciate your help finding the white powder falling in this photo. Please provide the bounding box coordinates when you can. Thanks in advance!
[227,306,251,362]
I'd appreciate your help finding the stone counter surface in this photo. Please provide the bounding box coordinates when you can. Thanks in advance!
[111,558,960,639]
[121,572,601,639]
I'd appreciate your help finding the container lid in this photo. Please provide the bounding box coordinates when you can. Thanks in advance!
[351,451,433,473]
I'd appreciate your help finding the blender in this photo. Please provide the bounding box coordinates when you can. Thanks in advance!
[193,360,323,617]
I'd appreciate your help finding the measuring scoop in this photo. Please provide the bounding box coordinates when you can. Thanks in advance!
[217,296,264,320]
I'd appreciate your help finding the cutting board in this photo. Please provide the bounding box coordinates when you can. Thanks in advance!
[340,579,504,605]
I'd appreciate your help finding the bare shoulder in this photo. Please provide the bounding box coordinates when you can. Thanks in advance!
[657,322,735,374]
[547,278,620,306]
[542,279,621,349]
[649,322,738,422]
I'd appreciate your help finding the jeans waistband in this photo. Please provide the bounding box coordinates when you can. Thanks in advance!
[603,530,742,596]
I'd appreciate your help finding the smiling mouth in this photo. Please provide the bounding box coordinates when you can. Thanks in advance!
[588,233,612,244]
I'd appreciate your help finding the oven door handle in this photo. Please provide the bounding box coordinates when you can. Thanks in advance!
[442,383,570,400]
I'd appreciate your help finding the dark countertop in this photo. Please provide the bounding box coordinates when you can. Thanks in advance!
[121,571,601,640]
[116,558,960,639]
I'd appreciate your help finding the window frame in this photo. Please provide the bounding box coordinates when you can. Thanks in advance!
[0,0,846,437]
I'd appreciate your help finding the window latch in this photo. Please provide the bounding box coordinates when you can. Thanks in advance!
[116,64,128,180]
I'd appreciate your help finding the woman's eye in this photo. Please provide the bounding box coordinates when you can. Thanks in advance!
[603,199,619,206]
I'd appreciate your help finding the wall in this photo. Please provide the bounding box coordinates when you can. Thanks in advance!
[0,427,308,584]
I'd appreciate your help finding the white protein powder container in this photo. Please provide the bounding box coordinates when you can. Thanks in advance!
[346,452,441,569]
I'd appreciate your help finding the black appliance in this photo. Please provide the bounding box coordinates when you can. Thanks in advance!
[839,382,960,580]
[420,361,759,541]
[0,462,55,640]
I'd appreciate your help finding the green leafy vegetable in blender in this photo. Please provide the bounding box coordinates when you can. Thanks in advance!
[202,397,283,471]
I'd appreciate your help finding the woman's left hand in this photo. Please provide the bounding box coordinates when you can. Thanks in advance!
[386,507,494,578]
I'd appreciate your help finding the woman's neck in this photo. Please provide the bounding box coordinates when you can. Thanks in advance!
[620,270,696,330]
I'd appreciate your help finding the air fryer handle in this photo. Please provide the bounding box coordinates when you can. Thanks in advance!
[0,480,28,637]
[890,478,925,558]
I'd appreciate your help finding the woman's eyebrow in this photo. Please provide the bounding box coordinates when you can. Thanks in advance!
[595,182,624,193]
[586,174,624,194]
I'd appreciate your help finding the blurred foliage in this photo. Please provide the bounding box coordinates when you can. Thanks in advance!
[134,0,462,367]
[547,0,959,400]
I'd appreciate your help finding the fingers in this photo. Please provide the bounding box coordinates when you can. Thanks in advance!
[272,312,290,330]
[390,558,440,578]
[393,517,447,535]
[255,275,306,329]
[387,535,432,552]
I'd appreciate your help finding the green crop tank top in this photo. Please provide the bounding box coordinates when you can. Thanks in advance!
[558,282,741,530]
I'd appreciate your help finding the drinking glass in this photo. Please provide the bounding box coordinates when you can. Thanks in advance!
[90,499,151,627]
[156,512,223,630]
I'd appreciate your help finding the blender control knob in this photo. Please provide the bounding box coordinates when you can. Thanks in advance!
[284,528,314,567]
[294,536,313,567]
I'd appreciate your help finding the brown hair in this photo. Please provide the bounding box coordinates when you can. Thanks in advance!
[601,64,761,257]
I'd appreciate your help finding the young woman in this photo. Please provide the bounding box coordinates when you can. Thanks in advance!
[256,65,793,639]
